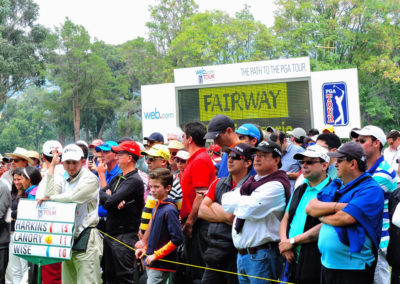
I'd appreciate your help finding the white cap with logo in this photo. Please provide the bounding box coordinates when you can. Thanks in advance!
[293,144,330,163]
[62,144,83,162]
[43,140,63,157]
[351,125,386,146]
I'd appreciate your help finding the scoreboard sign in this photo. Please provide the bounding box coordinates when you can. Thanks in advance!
[13,200,76,265]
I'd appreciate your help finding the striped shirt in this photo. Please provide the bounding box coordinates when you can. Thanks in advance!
[368,156,397,252]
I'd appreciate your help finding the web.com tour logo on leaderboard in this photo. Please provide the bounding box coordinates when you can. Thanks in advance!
[143,108,174,120]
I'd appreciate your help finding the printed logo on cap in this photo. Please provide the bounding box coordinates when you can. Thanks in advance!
[322,82,349,126]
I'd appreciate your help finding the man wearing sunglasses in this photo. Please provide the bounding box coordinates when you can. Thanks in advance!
[2,147,33,190]
[279,145,330,284]
[39,144,103,284]
[384,129,400,178]
[222,141,291,283]
[351,125,397,284]
[306,142,384,284]
[199,143,253,284]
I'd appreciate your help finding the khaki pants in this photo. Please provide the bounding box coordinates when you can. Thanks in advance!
[62,229,103,284]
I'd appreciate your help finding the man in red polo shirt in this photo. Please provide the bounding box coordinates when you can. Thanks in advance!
[181,121,215,284]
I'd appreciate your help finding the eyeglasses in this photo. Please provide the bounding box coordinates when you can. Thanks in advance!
[174,158,186,164]
[299,160,322,165]
[228,153,246,161]
[10,158,21,163]
[64,160,79,165]
[252,153,271,159]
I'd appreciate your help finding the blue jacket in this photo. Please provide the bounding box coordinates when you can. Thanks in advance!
[146,198,183,271]
[317,173,383,252]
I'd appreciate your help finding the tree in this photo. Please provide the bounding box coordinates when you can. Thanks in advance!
[0,0,50,104]
[168,7,279,68]
[146,0,198,56]
[47,19,117,141]
[0,86,57,152]
[274,0,400,129]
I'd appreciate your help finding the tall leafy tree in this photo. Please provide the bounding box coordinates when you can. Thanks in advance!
[274,0,400,129]
[47,19,116,141]
[0,0,50,104]
[146,0,198,56]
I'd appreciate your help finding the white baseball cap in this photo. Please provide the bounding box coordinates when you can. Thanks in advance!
[351,125,386,146]
[62,144,83,162]
[293,144,330,163]
[42,140,63,157]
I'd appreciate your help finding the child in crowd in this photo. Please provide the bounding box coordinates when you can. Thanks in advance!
[135,168,184,284]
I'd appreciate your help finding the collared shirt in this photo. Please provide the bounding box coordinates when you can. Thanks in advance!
[286,177,330,258]
[222,176,286,249]
[105,165,122,184]
[368,155,397,251]
[45,167,100,238]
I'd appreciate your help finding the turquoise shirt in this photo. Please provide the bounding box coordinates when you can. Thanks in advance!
[286,176,330,259]
[318,223,374,269]
[327,164,337,180]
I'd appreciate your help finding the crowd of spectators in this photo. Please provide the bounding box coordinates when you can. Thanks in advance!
[0,115,400,284]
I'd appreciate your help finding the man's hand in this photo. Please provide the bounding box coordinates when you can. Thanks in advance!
[97,162,107,175]
[146,254,156,266]
[282,250,295,264]
[279,239,294,254]
[105,189,112,196]
[182,221,193,238]
[37,197,50,206]
[135,248,145,259]
[118,200,125,210]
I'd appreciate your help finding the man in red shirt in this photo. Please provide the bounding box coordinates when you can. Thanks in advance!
[181,121,215,284]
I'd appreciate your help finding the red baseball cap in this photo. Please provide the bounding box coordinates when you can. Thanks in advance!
[207,144,221,152]
[89,139,104,149]
[111,141,141,157]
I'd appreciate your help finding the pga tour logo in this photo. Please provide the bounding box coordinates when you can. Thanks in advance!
[195,68,215,84]
[322,82,349,126]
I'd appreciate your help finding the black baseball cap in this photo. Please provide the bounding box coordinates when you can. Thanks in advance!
[250,141,282,157]
[327,141,366,163]
[144,132,164,144]
[225,143,252,160]
[204,115,234,140]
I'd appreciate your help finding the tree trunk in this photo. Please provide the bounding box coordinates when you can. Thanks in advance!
[72,92,81,141]
[97,117,107,139]
[85,121,89,143]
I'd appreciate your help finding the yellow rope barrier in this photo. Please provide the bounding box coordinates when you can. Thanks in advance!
[98,229,294,284]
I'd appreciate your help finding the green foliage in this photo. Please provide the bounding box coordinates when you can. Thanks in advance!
[274,0,400,130]
[0,0,50,103]
[0,86,57,153]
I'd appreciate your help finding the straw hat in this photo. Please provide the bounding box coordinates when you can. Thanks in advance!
[6,147,34,164]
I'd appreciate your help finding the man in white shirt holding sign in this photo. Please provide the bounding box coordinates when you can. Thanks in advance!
[38,144,102,284]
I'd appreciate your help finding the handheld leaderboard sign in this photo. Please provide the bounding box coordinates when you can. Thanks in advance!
[13,199,76,266]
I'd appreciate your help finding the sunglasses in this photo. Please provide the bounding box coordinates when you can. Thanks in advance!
[170,152,178,157]
[207,151,221,156]
[228,153,246,161]
[299,160,322,165]
[336,157,350,164]
[174,158,186,164]
[10,158,21,163]
[145,156,162,162]
[356,138,367,144]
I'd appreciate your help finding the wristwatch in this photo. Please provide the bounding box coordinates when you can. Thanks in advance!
[289,237,296,245]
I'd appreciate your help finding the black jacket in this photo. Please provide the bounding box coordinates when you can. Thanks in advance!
[100,169,144,235]
[286,182,326,282]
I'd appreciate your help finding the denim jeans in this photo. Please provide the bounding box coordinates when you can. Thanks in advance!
[236,246,283,284]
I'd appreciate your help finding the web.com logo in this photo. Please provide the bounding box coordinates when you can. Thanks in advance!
[143,108,174,120]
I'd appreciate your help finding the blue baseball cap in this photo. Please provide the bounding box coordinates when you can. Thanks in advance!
[236,124,261,141]
[144,132,164,144]
[95,141,118,152]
